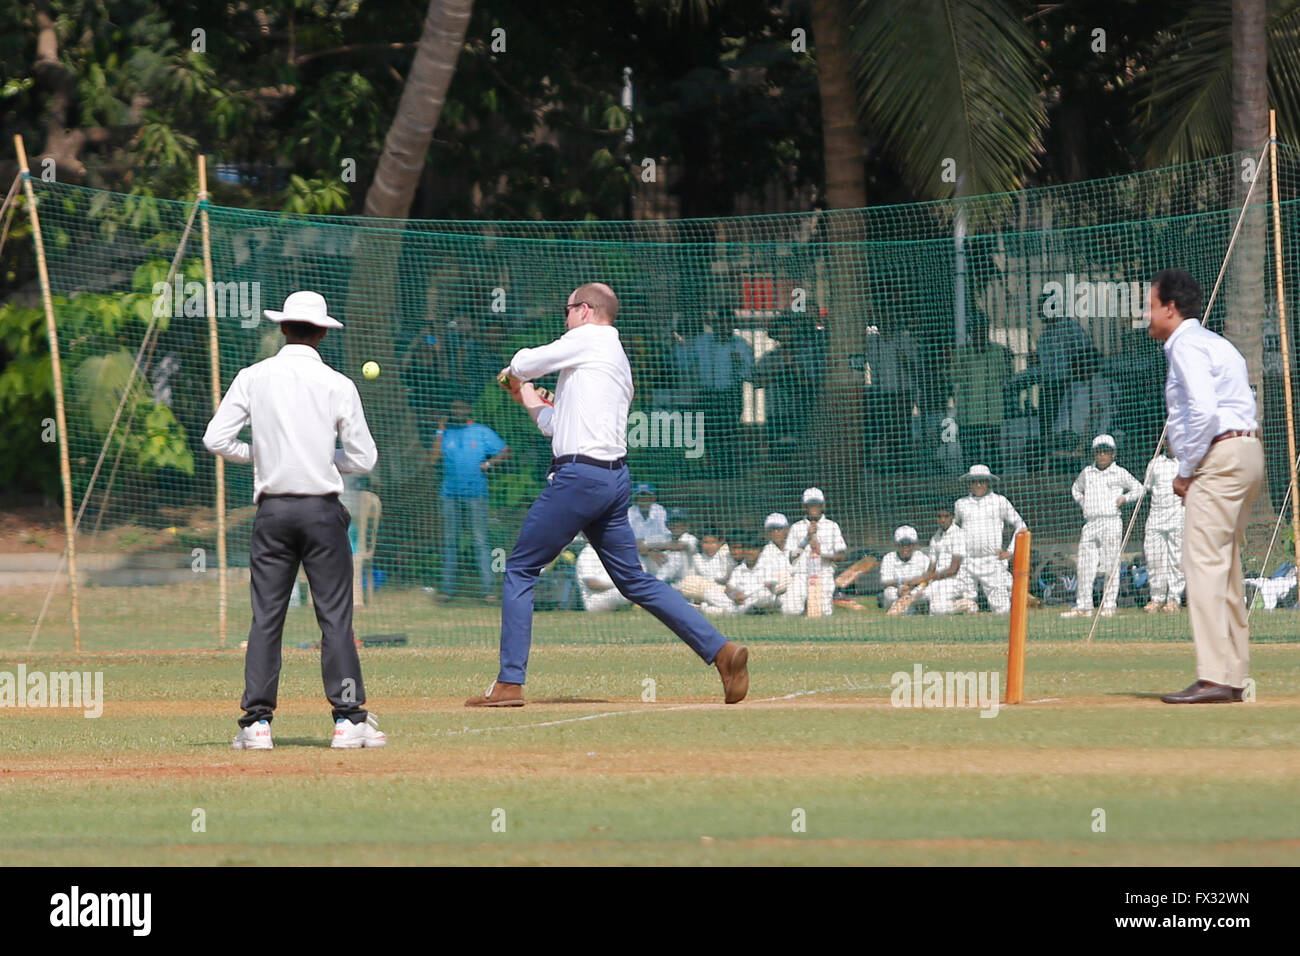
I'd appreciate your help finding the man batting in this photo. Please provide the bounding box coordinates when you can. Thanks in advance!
[465,282,749,706]
[1148,269,1264,704]
[203,291,387,749]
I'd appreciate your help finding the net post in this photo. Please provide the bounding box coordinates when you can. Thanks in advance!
[198,154,229,648]
[1268,110,1300,567]
[15,134,81,652]
[1005,528,1031,704]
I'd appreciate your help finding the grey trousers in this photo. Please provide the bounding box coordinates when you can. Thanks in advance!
[239,494,368,727]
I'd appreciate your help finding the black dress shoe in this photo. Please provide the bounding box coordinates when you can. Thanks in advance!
[1231,686,1244,702]
[1161,681,1235,704]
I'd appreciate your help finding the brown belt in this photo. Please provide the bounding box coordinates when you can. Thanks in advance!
[1210,429,1257,445]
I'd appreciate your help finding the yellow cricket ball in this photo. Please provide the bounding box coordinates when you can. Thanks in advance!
[362,361,380,380]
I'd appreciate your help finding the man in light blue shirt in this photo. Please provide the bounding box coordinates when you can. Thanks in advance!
[1148,269,1263,704]
[431,398,510,601]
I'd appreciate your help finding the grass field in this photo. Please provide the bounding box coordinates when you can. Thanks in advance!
[2,620,1299,865]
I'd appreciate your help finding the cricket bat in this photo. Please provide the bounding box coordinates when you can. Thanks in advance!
[805,530,823,618]
[887,583,927,616]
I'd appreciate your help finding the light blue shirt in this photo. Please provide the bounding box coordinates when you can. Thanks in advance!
[439,423,506,498]
[1163,319,1258,479]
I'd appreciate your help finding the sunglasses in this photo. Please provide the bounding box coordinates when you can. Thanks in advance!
[565,302,592,314]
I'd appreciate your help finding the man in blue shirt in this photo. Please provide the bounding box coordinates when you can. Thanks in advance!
[430,398,510,602]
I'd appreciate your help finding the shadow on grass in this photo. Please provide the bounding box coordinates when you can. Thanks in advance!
[1108,690,1167,700]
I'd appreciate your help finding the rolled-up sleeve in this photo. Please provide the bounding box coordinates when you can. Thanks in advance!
[203,372,252,463]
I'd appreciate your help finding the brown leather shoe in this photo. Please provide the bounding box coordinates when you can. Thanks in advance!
[464,680,525,707]
[1161,680,1234,704]
[714,642,749,704]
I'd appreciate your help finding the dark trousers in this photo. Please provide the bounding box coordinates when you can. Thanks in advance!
[498,462,728,684]
[239,494,367,727]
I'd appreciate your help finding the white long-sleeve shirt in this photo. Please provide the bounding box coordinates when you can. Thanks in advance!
[785,517,848,575]
[1163,319,1258,479]
[628,503,671,543]
[726,561,779,599]
[954,493,1026,558]
[509,323,633,461]
[754,542,793,594]
[1072,463,1142,520]
[203,344,377,502]
[691,547,735,584]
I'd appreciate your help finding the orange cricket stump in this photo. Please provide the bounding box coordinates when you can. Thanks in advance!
[1005,529,1031,704]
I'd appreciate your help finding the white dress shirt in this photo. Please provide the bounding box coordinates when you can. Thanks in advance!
[954,493,1026,557]
[203,344,377,502]
[1163,319,1258,479]
[510,323,633,461]
[1071,463,1143,520]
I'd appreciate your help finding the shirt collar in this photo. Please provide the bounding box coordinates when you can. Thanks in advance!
[278,344,324,362]
[1162,318,1197,355]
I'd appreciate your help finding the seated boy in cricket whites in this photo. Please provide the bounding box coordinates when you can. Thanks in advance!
[1061,434,1143,619]
[708,533,783,615]
[926,506,978,614]
[880,526,931,614]
[575,536,632,613]
[785,487,848,616]
[755,512,799,614]
[953,464,1027,614]
[673,525,736,613]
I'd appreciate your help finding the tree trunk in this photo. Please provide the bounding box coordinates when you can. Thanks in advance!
[1230,0,1267,393]
[363,0,474,219]
[811,0,869,517]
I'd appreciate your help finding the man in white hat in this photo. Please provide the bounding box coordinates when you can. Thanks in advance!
[204,291,386,749]
[953,465,1027,614]
[1062,434,1143,619]
[879,526,930,613]
[785,488,847,616]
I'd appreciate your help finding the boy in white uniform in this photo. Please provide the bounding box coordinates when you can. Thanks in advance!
[628,481,672,575]
[785,488,848,616]
[954,464,1027,614]
[674,527,735,613]
[709,534,782,615]
[755,512,798,614]
[879,526,931,613]
[1142,446,1185,613]
[576,541,632,612]
[1062,434,1143,619]
[927,506,978,614]
[652,507,696,585]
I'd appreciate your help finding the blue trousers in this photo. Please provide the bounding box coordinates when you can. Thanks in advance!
[499,462,729,684]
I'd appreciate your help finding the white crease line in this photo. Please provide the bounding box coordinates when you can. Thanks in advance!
[436,685,842,737]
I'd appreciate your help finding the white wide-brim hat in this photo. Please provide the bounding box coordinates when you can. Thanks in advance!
[264,290,343,329]
[961,464,998,482]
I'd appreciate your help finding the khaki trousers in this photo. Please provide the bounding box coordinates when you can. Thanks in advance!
[1182,436,1265,687]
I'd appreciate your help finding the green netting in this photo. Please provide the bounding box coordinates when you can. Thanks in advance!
[15,147,1300,650]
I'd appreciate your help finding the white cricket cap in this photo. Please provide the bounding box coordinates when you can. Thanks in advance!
[802,487,825,504]
[264,290,343,329]
[764,513,789,529]
[1092,434,1117,450]
[894,525,919,544]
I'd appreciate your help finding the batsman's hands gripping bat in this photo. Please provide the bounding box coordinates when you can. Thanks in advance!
[497,368,554,406]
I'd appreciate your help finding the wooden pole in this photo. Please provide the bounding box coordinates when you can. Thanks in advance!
[1269,110,1300,566]
[198,155,229,648]
[1005,529,1031,704]
[15,135,81,651]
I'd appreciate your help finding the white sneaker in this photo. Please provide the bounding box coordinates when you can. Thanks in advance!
[1060,608,1088,618]
[232,719,273,750]
[331,713,387,749]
